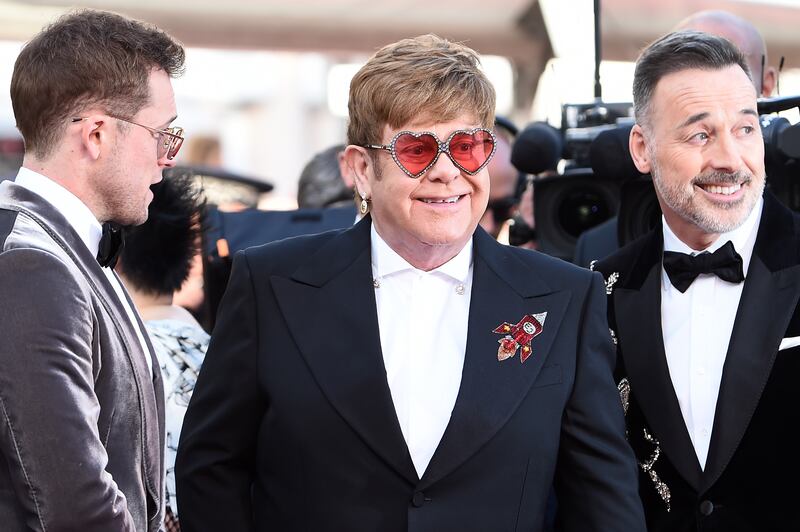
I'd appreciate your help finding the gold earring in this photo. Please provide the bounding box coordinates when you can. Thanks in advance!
[360,196,369,215]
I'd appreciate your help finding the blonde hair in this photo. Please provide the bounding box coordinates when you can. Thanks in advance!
[347,34,496,147]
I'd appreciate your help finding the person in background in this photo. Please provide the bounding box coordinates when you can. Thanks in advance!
[296,144,354,209]
[176,33,645,532]
[0,9,184,531]
[573,9,776,267]
[676,10,776,97]
[117,172,208,532]
[595,30,799,531]
[479,116,522,240]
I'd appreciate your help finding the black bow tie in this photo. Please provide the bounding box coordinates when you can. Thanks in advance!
[663,240,744,293]
[96,222,125,268]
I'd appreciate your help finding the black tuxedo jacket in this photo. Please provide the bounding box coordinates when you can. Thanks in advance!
[176,217,645,531]
[594,192,800,532]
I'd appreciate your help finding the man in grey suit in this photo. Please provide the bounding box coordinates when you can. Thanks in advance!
[0,10,185,531]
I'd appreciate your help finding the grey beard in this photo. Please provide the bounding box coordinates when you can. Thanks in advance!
[652,167,764,234]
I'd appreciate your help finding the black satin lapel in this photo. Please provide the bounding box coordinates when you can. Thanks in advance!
[271,248,418,485]
[702,258,800,490]
[616,266,703,490]
[418,256,570,488]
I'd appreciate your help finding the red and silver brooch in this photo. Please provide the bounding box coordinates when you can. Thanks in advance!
[493,313,547,363]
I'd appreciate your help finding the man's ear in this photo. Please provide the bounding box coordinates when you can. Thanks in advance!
[77,115,108,160]
[337,150,355,189]
[761,65,777,97]
[629,123,652,175]
[343,145,373,199]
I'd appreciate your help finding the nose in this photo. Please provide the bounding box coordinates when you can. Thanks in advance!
[425,150,459,183]
[160,154,177,169]
[707,131,743,174]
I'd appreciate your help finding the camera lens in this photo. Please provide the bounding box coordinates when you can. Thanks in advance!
[533,169,620,259]
[618,177,662,246]
[558,189,613,238]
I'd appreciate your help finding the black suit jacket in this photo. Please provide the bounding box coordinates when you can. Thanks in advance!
[176,217,645,531]
[594,192,800,532]
[572,217,619,268]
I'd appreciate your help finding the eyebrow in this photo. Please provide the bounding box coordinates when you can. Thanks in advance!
[158,115,178,129]
[677,108,759,130]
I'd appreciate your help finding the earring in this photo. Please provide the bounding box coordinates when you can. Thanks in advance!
[360,196,369,215]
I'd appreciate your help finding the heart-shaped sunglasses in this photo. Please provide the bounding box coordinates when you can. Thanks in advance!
[363,127,497,178]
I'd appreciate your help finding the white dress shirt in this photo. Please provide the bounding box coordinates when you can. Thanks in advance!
[14,167,154,376]
[661,197,762,469]
[371,225,473,478]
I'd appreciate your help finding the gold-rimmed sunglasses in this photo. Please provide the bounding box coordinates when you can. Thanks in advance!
[71,115,185,160]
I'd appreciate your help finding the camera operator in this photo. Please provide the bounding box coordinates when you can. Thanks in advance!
[573,9,776,267]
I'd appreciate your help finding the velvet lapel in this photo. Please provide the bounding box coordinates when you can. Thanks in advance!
[702,194,800,491]
[614,229,704,491]
[418,229,570,489]
[0,181,164,504]
[270,218,418,485]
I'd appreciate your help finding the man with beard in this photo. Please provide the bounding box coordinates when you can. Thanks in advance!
[593,31,800,531]
[573,9,777,267]
[0,10,184,531]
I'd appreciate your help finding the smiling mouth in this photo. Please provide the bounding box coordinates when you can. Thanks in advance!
[697,183,743,195]
[419,195,464,204]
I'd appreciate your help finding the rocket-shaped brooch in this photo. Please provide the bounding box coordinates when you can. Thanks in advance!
[493,313,547,363]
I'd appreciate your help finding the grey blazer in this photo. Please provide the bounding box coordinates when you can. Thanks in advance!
[0,181,164,531]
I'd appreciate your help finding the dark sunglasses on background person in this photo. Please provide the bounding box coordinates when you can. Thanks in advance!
[363,127,496,178]
[71,115,185,160]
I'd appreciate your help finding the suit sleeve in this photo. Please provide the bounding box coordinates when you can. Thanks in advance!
[553,271,646,531]
[176,250,266,532]
[0,248,135,531]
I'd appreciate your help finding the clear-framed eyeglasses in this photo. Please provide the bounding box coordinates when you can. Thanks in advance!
[71,115,185,160]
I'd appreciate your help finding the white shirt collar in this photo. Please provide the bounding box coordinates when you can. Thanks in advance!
[662,195,763,277]
[14,167,103,257]
[370,223,473,283]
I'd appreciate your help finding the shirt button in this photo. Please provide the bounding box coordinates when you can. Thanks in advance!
[702,428,710,437]
[411,491,426,508]
[697,367,706,375]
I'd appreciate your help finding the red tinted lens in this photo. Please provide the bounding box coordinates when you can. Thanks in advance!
[168,136,183,159]
[448,130,494,172]
[165,128,184,160]
[394,133,439,176]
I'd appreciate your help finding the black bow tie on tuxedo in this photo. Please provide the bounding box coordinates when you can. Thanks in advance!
[96,222,125,268]
[662,240,745,293]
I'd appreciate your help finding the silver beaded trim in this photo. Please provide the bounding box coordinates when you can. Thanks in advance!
[605,272,620,295]
[617,378,630,415]
[641,428,672,512]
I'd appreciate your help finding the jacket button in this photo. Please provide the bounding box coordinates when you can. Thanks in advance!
[699,500,714,516]
[411,491,426,507]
